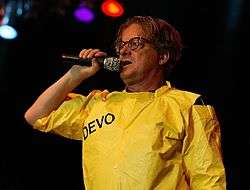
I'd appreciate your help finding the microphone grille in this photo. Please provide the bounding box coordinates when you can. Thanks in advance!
[103,57,120,72]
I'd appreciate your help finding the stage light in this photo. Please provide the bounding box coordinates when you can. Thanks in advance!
[0,24,17,39]
[0,1,18,40]
[74,5,95,23]
[101,0,124,17]
[74,0,95,23]
[0,0,32,40]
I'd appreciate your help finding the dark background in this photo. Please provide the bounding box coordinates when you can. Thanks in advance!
[0,0,245,189]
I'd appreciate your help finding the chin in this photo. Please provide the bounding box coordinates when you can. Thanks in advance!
[120,75,142,87]
[120,74,133,86]
[120,74,129,85]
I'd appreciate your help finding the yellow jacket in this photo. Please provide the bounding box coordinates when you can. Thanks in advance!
[34,82,226,190]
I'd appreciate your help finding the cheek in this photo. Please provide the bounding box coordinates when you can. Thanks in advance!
[135,51,159,71]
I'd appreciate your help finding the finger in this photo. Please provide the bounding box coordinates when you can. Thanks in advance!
[94,51,107,57]
[83,48,94,58]
[100,89,109,101]
[87,49,101,58]
[92,51,107,65]
[79,49,88,57]
[79,49,106,58]
[90,90,101,97]
[79,49,92,58]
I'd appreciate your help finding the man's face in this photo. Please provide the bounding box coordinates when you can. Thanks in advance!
[118,24,161,86]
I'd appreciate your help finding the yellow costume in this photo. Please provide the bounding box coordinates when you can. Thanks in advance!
[33,82,226,190]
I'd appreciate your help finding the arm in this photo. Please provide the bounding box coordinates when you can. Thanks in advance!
[182,104,226,189]
[24,49,106,125]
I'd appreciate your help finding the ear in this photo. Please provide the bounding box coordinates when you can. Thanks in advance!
[159,52,169,65]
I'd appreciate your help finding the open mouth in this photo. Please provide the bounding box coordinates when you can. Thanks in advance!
[121,60,132,67]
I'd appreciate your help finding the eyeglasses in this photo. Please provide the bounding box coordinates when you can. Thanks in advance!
[115,36,152,55]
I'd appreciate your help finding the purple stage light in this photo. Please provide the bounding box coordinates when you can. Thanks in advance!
[74,6,95,23]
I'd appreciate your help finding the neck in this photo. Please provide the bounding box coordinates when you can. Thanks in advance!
[126,71,165,92]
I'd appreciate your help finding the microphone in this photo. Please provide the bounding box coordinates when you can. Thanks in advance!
[61,54,120,72]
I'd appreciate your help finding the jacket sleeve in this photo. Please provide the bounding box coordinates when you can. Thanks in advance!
[182,104,226,189]
[33,93,91,140]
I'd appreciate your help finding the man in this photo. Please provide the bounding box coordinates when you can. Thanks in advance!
[24,16,226,189]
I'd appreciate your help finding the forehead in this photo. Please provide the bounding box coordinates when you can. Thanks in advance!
[121,23,147,41]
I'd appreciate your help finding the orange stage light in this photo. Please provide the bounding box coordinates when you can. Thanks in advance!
[101,0,124,17]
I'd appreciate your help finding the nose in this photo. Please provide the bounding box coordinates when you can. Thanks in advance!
[119,44,131,57]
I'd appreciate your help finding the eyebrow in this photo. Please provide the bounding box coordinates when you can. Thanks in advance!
[121,36,145,41]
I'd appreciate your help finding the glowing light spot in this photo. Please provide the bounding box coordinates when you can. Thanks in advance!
[74,6,95,23]
[0,25,17,39]
[101,1,124,17]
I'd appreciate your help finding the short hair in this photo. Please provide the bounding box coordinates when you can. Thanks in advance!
[115,16,184,73]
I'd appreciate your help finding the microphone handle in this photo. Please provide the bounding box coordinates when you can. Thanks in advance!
[61,54,120,72]
[61,54,105,66]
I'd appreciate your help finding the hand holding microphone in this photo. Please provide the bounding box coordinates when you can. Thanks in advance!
[62,49,120,72]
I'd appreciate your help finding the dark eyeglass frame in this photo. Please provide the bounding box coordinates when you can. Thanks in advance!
[115,36,152,55]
